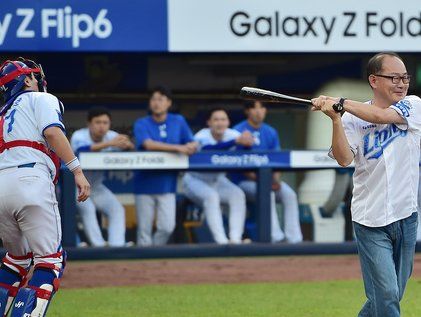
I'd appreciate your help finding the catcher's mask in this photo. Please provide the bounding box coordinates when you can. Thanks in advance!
[0,57,47,103]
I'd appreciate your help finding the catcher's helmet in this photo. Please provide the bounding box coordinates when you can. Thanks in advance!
[0,58,47,103]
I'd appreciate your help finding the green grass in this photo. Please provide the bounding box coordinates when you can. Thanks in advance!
[48,279,421,317]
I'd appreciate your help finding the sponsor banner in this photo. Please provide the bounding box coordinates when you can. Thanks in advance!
[189,152,290,169]
[168,0,421,52]
[0,0,167,51]
[103,170,134,194]
[79,152,188,170]
[290,150,354,168]
[80,150,352,170]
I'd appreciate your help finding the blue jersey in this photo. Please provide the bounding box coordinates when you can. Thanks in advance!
[231,120,280,183]
[233,120,280,151]
[133,113,193,194]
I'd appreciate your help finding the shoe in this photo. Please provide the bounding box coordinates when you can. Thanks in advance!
[229,238,252,244]
[287,239,303,244]
[77,241,89,248]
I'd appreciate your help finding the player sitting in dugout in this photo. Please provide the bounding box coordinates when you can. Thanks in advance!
[182,108,254,244]
[71,107,134,247]
[232,101,303,244]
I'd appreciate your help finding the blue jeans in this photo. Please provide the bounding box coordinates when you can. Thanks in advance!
[354,212,418,317]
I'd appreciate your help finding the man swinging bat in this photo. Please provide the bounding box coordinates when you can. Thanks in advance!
[312,52,419,317]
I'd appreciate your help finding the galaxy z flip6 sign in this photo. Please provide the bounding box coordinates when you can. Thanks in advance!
[0,0,167,51]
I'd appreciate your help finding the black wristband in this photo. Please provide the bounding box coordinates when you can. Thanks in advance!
[332,98,346,113]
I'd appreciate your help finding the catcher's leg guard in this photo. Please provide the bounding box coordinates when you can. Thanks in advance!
[0,253,32,317]
[11,249,65,317]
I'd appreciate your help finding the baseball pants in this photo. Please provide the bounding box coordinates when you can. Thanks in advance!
[239,180,303,243]
[0,166,63,268]
[182,174,246,244]
[76,183,126,247]
[135,193,176,246]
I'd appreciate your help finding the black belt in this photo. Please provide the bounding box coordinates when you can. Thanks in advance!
[17,162,36,168]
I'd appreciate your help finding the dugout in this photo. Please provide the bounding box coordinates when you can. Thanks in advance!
[1,0,421,253]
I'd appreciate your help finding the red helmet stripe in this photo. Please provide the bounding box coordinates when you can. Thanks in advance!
[0,60,40,86]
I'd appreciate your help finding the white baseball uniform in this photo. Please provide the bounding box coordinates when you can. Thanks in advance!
[0,90,64,272]
[71,128,126,247]
[182,128,246,244]
[330,96,421,226]
[329,95,421,317]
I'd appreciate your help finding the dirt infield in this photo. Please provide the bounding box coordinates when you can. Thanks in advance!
[61,254,421,289]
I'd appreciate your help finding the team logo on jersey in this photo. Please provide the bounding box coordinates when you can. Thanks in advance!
[393,99,411,117]
[159,124,167,138]
[252,131,260,146]
[15,301,24,308]
[363,124,407,159]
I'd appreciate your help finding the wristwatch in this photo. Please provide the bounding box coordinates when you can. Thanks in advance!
[332,98,346,113]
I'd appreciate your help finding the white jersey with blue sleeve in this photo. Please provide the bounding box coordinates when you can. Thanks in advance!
[331,95,421,227]
[188,128,240,182]
[71,128,119,186]
[0,91,64,180]
[194,128,240,150]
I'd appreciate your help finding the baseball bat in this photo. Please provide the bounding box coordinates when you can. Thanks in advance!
[240,87,312,105]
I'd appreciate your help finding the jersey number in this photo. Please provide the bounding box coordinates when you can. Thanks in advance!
[5,109,16,133]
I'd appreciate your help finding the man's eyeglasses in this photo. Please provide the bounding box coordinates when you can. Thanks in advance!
[374,74,411,84]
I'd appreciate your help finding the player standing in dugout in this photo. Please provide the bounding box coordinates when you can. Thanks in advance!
[133,86,197,246]
[312,52,420,317]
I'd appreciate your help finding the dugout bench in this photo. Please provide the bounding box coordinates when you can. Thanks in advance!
[58,150,350,247]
